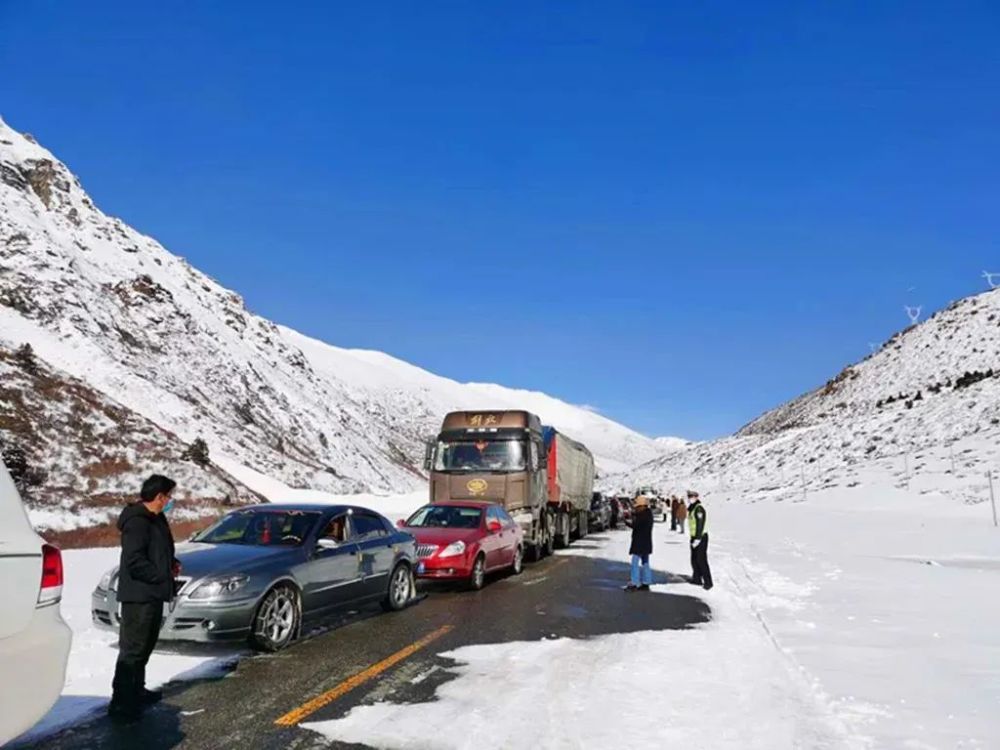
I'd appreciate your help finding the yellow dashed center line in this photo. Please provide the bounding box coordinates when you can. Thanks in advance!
[274,624,454,727]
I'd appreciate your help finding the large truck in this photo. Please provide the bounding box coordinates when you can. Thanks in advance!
[424,410,595,561]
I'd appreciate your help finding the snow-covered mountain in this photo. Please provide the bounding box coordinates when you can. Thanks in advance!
[615,287,1000,501]
[0,117,668,531]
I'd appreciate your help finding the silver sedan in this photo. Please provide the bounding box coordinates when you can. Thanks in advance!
[92,503,417,651]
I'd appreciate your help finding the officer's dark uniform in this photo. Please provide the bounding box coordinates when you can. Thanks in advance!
[688,498,713,590]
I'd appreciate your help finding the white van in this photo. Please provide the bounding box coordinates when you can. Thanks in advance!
[0,459,72,744]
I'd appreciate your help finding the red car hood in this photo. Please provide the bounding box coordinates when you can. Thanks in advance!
[406,527,482,546]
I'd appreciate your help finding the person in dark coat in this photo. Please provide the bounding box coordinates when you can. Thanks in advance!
[687,490,713,590]
[109,474,180,722]
[625,496,654,591]
[670,495,679,531]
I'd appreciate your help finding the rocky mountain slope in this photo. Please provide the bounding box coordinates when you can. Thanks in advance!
[615,287,1000,503]
[0,117,668,531]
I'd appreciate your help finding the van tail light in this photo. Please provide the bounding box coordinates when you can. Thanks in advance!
[38,543,64,606]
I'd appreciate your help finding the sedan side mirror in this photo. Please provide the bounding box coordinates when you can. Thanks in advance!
[396,518,407,528]
[316,538,339,552]
[487,520,502,533]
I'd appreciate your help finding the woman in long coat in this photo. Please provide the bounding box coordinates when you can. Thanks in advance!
[626,496,654,591]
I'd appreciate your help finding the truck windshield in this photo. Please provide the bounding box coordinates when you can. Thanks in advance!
[433,439,526,472]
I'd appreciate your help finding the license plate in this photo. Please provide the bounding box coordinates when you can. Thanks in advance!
[417,561,426,574]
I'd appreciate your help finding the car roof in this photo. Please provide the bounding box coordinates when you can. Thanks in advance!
[236,503,384,515]
[420,501,493,510]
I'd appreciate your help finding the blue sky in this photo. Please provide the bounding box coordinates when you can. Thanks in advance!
[2,2,998,439]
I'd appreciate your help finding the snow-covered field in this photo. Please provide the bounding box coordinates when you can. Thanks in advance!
[306,479,1000,749]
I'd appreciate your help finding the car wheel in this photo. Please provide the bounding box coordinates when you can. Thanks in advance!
[249,583,300,652]
[381,563,412,612]
[511,545,524,575]
[468,555,486,591]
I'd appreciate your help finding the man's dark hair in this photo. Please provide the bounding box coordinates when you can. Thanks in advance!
[141,474,177,503]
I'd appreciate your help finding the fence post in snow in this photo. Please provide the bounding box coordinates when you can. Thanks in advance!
[989,471,998,528]
[800,466,807,502]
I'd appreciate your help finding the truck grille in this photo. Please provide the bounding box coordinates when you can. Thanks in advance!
[416,544,439,559]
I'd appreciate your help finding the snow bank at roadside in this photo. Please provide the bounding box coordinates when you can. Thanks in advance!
[304,521,859,750]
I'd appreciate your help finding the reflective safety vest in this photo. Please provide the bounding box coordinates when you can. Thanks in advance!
[688,503,707,538]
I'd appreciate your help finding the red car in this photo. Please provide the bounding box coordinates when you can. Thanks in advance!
[399,502,524,590]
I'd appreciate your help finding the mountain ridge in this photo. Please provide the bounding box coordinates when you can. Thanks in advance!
[0,116,670,530]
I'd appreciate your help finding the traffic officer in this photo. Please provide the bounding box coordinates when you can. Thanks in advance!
[687,490,713,590]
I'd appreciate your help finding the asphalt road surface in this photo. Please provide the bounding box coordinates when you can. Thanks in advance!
[18,533,710,750]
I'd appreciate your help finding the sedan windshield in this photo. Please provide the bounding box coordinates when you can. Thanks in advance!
[192,510,321,546]
[433,439,526,472]
[406,505,483,529]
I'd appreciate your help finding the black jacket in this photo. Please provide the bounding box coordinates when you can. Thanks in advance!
[116,503,176,603]
[629,507,654,556]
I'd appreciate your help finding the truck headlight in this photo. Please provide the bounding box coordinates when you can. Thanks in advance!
[189,575,249,599]
[438,541,466,558]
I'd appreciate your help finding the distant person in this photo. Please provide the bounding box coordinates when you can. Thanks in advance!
[670,495,679,531]
[687,490,713,590]
[609,498,620,529]
[109,475,180,722]
[675,495,687,535]
[625,496,654,592]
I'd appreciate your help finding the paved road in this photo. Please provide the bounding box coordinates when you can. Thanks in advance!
[20,532,709,750]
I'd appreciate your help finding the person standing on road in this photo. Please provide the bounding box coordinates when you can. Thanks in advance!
[675,496,687,535]
[687,490,713,590]
[670,495,679,531]
[109,475,180,722]
[609,498,620,529]
[625,496,654,592]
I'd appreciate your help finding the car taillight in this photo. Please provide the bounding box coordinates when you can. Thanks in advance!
[38,543,64,606]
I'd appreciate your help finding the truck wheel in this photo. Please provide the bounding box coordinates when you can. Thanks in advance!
[468,555,486,591]
[544,526,555,556]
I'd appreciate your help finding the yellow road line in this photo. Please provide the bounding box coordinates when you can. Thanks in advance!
[274,624,454,727]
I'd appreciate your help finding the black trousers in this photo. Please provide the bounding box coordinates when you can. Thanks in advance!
[690,534,713,588]
[111,601,163,710]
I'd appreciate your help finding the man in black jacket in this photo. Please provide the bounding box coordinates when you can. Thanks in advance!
[687,490,713,590]
[109,474,180,721]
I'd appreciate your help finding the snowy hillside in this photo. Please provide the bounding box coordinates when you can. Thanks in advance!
[612,287,1000,502]
[0,117,666,530]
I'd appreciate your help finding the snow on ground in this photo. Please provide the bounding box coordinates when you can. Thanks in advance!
[710,474,1000,749]
[303,521,860,750]
[305,470,1000,749]
[214,454,426,522]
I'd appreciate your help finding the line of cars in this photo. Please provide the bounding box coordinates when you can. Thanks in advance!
[91,410,593,655]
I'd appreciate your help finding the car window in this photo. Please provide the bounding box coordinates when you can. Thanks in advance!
[320,514,349,543]
[486,506,502,527]
[497,507,515,527]
[351,513,388,541]
[406,505,482,529]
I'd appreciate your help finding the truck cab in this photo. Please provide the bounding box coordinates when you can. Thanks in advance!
[425,411,553,560]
